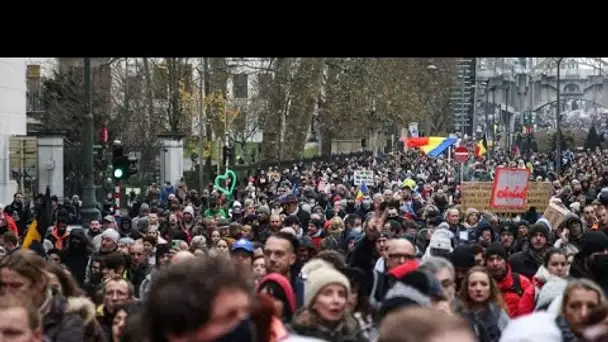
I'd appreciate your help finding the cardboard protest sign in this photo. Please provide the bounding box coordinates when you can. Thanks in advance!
[543,200,571,230]
[490,167,531,209]
[461,182,551,213]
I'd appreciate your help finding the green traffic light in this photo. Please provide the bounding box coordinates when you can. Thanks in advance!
[114,168,124,179]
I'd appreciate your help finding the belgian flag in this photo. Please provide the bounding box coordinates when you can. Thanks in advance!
[22,186,53,249]
[475,134,488,158]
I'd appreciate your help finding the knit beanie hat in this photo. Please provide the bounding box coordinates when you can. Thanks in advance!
[304,263,350,308]
[450,245,476,269]
[529,222,550,240]
[101,228,120,244]
[485,243,508,260]
[428,229,453,253]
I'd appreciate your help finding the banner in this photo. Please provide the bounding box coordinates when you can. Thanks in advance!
[460,182,551,213]
[490,167,531,209]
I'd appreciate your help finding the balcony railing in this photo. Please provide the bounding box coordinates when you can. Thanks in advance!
[26,87,45,113]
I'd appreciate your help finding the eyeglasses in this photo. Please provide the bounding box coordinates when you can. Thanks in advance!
[585,211,595,214]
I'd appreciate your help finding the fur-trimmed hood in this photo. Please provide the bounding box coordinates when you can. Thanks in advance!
[291,308,363,342]
[66,296,97,325]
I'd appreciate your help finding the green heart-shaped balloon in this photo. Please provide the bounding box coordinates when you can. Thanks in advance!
[214,169,237,196]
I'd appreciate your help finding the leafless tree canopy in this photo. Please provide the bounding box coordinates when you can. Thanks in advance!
[41,57,456,164]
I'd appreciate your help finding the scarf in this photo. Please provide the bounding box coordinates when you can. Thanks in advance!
[555,315,580,342]
[529,247,547,267]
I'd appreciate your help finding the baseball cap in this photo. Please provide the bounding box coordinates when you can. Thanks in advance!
[231,239,254,254]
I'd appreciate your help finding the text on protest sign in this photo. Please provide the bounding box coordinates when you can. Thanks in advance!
[490,167,531,209]
[353,170,374,186]
[460,182,551,213]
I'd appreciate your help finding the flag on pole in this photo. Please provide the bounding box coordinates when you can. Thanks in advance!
[23,186,53,249]
[475,134,488,158]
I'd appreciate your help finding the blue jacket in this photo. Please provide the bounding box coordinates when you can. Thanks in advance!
[161,186,176,205]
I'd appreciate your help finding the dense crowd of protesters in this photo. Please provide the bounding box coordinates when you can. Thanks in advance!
[4,148,608,341]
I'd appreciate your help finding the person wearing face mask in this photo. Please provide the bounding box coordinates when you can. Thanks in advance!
[570,231,608,296]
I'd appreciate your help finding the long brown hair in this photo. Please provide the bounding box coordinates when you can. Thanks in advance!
[458,266,506,311]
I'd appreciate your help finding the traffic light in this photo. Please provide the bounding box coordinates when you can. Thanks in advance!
[112,143,125,180]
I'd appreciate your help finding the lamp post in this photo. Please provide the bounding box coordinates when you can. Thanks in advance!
[556,57,564,175]
[484,81,490,136]
[504,83,511,150]
[81,58,100,225]
[425,63,438,136]
[490,85,497,155]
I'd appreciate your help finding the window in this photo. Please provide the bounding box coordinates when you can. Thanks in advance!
[232,73,248,99]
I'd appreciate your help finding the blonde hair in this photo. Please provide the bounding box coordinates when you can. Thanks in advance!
[561,279,607,316]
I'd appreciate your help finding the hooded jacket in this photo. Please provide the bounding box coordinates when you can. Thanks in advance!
[42,290,86,342]
[66,297,105,342]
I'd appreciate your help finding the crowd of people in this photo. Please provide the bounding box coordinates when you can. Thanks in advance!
[3,149,608,341]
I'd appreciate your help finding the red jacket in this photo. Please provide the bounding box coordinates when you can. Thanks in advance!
[518,275,542,316]
[496,265,532,318]
[2,216,19,238]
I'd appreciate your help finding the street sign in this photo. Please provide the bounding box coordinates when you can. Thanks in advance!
[454,146,469,163]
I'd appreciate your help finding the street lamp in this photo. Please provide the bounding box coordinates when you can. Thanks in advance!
[425,63,440,135]
[81,58,100,225]
[556,57,564,175]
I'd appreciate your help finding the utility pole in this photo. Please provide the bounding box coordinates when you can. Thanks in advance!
[491,85,497,155]
[203,58,213,187]
[460,64,466,136]
[484,81,490,135]
[197,58,206,191]
[504,84,510,150]
[472,59,478,137]
[81,58,100,225]
[556,57,564,175]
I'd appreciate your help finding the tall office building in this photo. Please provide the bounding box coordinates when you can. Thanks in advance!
[451,58,476,136]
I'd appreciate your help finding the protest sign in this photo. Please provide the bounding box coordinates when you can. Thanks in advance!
[353,170,374,186]
[490,167,531,209]
[460,182,551,213]
[543,201,571,230]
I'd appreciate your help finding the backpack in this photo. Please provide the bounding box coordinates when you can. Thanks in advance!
[504,272,523,296]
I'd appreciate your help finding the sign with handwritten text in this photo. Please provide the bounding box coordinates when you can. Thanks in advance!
[461,182,551,213]
[490,167,531,209]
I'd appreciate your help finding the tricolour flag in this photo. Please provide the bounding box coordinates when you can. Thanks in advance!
[402,136,458,157]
